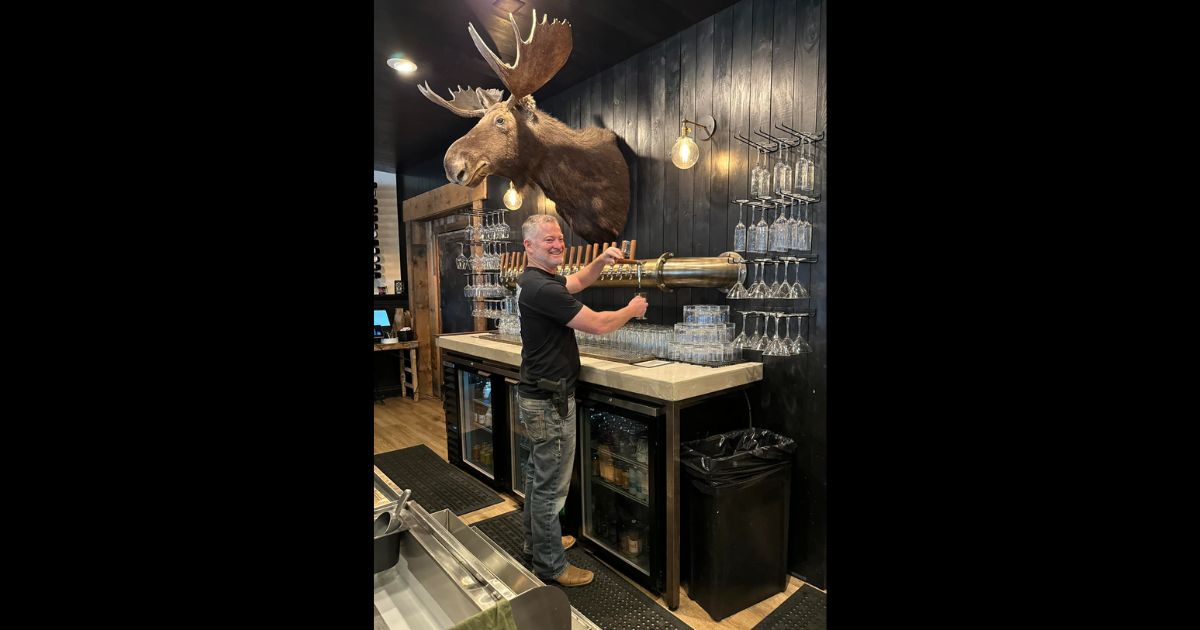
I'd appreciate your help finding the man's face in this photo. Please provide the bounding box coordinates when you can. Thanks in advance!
[525,221,565,271]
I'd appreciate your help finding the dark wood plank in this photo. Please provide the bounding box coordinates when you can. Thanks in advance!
[590,66,604,130]
[576,84,593,253]
[772,0,797,132]
[751,0,775,262]
[794,0,821,296]
[676,23,698,309]
[803,1,827,589]
[661,33,681,322]
[609,58,630,312]
[596,68,615,311]
[721,0,753,310]
[818,0,827,137]
[647,41,666,322]
[797,0,821,136]
[632,47,652,319]
[621,54,640,314]
[701,8,722,269]
[626,54,641,252]
[587,75,603,309]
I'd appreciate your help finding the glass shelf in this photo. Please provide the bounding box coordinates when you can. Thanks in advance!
[592,475,649,507]
[594,445,647,470]
[585,530,650,576]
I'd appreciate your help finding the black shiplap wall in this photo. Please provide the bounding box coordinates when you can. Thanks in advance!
[403,0,827,587]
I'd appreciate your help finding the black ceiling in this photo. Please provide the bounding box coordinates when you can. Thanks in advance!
[374,0,743,174]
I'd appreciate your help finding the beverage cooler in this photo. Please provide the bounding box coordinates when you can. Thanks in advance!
[507,381,532,501]
[440,355,516,491]
[577,389,667,594]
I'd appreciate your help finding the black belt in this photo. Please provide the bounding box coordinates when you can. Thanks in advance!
[521,389,575,401]
[530,377,572,417]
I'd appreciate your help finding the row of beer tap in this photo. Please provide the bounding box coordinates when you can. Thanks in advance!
[497,239,647,286]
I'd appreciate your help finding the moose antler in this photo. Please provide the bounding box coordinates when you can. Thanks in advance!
[417,83,505,118]
[468,10,572,101]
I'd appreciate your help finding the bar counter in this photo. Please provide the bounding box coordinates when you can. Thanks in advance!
[436,331,763,610]
[435,332,762,400]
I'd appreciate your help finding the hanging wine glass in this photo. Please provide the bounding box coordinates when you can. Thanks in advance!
[767,260,783,299]
[732,310,751,349]
[765,313,788,356]
[773,144,792,195]
[746,312,763,350]
[790,314,813,353]
[732,199,748,252]
[770,199,789,253]
[796,140,815,193]
[748,260,769,299]
[751,203,770,254]
[751,311,771,351]
[796,201,812,252]
[787,197,802,250]
[776,258,791,298]
[456,242,467,270]
[750,149,769,199]
[727,261,747,299]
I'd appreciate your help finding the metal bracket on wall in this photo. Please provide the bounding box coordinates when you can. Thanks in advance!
[779,191,822,204]
[775,123,825,144]
[736,255,819,264]
[755,129,799,149]
[733,132,777,153]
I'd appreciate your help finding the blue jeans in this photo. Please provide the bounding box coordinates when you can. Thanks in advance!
[517,394,576,580]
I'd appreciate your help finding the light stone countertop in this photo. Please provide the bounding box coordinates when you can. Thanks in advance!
[436,333,762,402]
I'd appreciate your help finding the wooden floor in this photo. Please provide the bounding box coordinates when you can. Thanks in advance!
[374,393,823,630]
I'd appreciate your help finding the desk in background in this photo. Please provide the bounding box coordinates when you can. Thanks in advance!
[374,341,420,402]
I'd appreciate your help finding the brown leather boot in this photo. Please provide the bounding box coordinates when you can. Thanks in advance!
[562,535,576,550]
[551,563,594,587]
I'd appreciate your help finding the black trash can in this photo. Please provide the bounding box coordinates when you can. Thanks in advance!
[681,428,796,622]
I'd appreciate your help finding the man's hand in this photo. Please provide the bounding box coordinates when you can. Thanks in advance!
[627,294,648,318]
[600,246,625,266]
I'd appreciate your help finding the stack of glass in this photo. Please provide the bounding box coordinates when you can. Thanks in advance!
[669,305,738,366]
[576,322,671,359]
[496,296,521,341]
[683,305,729,323]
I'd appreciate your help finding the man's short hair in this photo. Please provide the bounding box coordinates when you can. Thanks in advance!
[522,214,561,241]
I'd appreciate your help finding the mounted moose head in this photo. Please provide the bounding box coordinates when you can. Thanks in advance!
[418,11,630,244]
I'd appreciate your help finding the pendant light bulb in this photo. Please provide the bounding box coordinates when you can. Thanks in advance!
[503,180,523,210]
[671,125,700,170]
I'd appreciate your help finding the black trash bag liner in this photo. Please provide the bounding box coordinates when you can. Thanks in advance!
[680,428,796,485]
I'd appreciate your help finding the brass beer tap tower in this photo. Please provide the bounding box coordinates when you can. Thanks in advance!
[500,239,744,293]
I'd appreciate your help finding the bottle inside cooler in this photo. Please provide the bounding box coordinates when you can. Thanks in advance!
[459,372,494,476]
[584,407,651,574]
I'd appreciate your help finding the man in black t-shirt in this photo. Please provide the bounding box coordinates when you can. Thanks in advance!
[516,214,647,587]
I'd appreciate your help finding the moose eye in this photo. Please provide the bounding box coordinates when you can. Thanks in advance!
[495,117,506,127]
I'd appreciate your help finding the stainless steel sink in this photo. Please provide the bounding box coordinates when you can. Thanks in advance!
[373,468,599,630]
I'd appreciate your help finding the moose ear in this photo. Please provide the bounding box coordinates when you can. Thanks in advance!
[475,87,504,109]
[507,94,539,121]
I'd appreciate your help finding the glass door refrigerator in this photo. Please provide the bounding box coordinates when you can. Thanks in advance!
[577,389,666,594]
[442,355,515,491]
[506,378,531,501]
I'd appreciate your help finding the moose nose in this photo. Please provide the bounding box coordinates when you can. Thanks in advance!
[444,155,468,185]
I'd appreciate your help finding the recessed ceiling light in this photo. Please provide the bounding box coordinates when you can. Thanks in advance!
[387,58,417,73]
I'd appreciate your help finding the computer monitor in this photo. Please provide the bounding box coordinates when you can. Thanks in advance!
[374,309,391,339]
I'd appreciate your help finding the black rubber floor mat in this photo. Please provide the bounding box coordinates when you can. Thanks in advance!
[374,445,502,516]
[473,511,692,630]
[751,583,826,630]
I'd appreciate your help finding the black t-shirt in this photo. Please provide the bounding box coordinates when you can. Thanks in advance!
[517,267,584,398]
